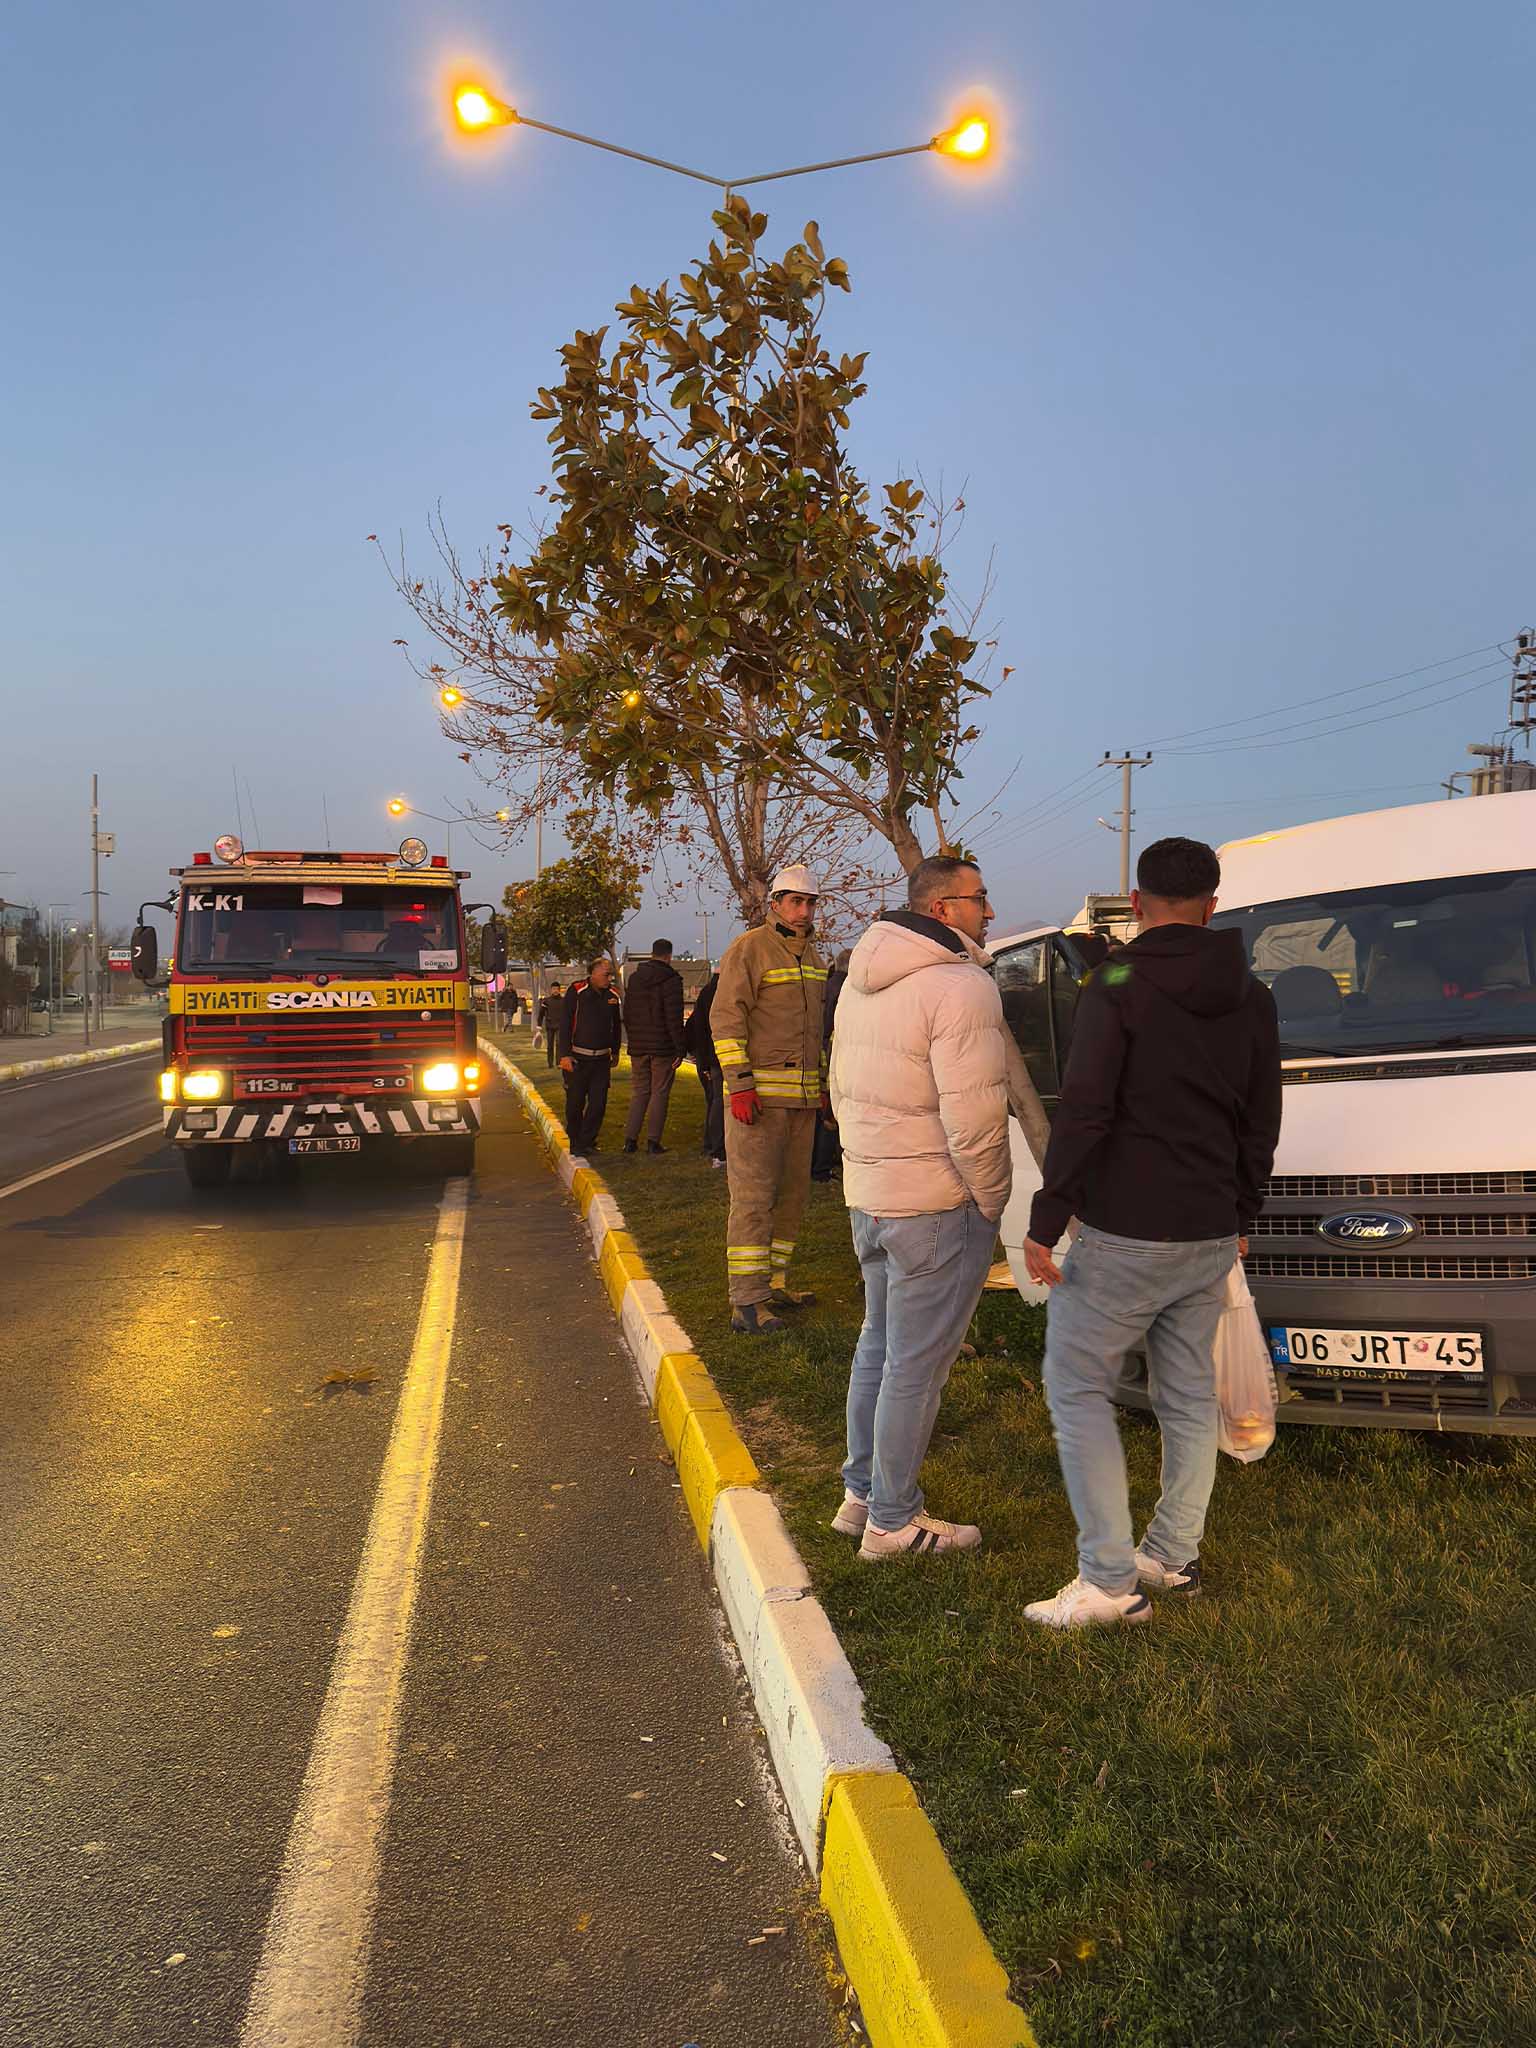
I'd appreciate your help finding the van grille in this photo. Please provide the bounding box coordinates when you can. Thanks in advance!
[1248,1252,1536,1283]
[1261,1213,1532,1239]
[1280,1377,1497,1417]
[1267,1172,1536,1199]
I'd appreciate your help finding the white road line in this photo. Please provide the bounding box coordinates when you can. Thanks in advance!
[240,1175,471,2048]
[1,1051,157,1096]
[0,1123,163,1201]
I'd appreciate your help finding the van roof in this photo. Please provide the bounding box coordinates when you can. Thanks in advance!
[1217,787,1536,909]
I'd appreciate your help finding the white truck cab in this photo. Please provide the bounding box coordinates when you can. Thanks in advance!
[994,788,1536,1433]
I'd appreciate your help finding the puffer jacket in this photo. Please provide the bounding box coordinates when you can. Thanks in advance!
[711,923,828,1107]
[830,910,1011,1220]
[623,957,686,1056]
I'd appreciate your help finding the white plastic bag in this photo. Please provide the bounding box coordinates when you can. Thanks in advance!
[1214,1259,1277,1463]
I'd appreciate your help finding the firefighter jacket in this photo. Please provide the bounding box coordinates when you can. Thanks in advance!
[711,923,829,1107]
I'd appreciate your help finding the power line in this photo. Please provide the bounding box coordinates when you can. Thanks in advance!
[1142,639,1509,748]
[1159,665,1505,758]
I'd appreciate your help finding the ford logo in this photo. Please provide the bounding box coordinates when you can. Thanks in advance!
[1317,1210,1417,1245]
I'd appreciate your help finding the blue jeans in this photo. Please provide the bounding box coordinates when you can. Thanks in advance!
[1042,1225,1238,1593]
[843,1204,997,1532]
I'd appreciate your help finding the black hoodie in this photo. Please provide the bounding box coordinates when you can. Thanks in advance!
[1028,923,1282,1246]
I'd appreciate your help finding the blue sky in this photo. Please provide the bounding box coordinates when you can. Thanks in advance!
[3,0,1531,951]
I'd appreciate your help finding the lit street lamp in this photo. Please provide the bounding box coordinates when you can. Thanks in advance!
[451,80,992,192]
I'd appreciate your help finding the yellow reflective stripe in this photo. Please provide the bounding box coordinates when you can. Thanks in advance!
[714,1039,749,1060]
[759,967,829,985]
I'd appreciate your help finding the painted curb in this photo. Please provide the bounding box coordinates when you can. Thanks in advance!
[0,1038,158,1086]
[822,1773,1032,2048]
[482,1039,1034,2048]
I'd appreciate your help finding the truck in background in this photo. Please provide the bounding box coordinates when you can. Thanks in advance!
[133,835,507,1189]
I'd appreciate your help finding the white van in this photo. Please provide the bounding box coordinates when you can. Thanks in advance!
[994,788,1536,1434]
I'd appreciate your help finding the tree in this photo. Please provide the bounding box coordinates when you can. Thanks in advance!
[386,200,999,923]
[500,815,643,970]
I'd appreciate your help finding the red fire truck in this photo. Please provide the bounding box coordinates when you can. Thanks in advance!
[132,835,506,1189]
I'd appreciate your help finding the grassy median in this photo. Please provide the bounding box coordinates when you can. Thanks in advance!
[497,1034,1536,2047]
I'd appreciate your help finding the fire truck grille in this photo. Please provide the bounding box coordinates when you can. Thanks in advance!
[184,1011,449,1085]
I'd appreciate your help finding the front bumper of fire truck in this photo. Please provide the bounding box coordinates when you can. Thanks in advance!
[164,1096,481,1142]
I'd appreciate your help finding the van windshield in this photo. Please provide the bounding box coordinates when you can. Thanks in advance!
[1212,868,1536,1057]
[178,883,460,976]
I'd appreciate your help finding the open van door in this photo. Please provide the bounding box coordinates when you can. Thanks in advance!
[989,927,1105,1297]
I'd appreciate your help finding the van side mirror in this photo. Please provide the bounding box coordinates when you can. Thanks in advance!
[130,924,159,983]
[480,920,508,975]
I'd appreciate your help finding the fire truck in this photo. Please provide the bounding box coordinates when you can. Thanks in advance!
[132,835,507,1189]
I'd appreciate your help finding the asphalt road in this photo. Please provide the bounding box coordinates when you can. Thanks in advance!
[0,1051,162,1194]
[0,1067,840,2047]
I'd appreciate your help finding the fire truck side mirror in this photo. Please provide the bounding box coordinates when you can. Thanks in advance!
[480,920,509,976]
[130,924,159,983]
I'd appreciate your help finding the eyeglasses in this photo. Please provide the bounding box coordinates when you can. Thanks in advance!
[937,892,992,908]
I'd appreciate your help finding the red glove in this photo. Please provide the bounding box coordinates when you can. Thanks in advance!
[730,1088,761,1126]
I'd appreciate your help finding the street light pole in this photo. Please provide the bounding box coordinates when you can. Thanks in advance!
[452,87,992,191]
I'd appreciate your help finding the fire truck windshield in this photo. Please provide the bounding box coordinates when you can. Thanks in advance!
[178,883,460,976]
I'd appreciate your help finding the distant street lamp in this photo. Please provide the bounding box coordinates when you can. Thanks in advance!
[451,80,993,192]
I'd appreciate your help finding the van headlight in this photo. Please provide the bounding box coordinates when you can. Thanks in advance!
[419,1060,461,1094]
[181,1070,227,1102]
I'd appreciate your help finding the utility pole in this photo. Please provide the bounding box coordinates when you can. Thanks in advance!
[86,775,98,1047]
[1099,751,1153,894]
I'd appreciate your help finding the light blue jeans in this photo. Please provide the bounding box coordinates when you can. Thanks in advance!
[1042,1225,1238,1594]
[843,1203,998,1532]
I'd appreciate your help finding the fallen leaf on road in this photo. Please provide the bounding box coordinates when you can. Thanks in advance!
[211,1626,241,1640]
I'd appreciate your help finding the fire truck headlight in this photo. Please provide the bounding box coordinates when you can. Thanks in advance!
[159,1069,178,1102]
[182,1070,227,1102]
[420,1061,461,1094]
[463,1061,482,1092]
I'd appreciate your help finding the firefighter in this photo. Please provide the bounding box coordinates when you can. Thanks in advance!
[711,865,830,1334]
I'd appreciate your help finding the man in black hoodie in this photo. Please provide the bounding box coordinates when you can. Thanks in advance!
[1021,838,1282,1630]
[621,940,686,1154]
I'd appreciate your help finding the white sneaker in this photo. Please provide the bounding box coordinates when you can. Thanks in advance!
[830,1491,869,1536]
[858,1511,982,1562]
[1023,1576,1153,1629]
[1134,1550,1202,1595]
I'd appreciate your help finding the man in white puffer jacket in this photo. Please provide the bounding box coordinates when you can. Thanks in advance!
[828,855,1011,1560]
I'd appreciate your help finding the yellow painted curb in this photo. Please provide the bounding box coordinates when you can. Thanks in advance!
[597,1228,648,1314]
[675,1403,761,1549]
[821,1774,1034,2048]
[655,1352,727,1461]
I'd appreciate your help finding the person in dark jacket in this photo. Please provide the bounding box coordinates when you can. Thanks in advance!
[622,940,686,1154]
[811,947,851,1181]
[539,982,566,1067]
[684,971,726,1166]
[1021,837,1282,1630]
[558,959,623,1158]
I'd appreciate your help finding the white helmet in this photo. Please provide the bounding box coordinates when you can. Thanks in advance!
[769,864,820,898]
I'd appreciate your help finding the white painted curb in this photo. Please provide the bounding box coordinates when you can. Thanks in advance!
[482,1038,898,1868]
[0,1037,159,1086]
